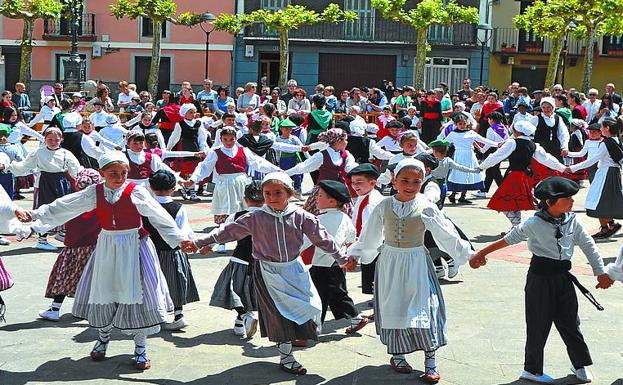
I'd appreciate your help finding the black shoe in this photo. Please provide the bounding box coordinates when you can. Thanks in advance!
[457,197,471,204]
[13,193,25,200]
[448,195,456,204]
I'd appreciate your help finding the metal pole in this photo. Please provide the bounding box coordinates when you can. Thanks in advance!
[561,36,568,87]
[204,30,209,79]
[479,39,485,86]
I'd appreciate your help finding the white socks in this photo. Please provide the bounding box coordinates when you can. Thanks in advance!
[424,350,436,372]
[350,314,363,327]
[94,324,113,353]
[51,302,62,311]
[278,342,301,369]
[503,211,522,227]
[133,333,148,363]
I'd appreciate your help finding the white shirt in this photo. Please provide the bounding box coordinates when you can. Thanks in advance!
[63,128,106,161]
[530,113,570,149]
[478,136,566,172]
[512,112,533,126]
[351,189,384,239]
[9,121,44,144]
[582,99,601,122]
[99,125,128,148]
[376,136,403,153]
[167,119,208,152]
[445,129,500,151]
[117,91,139,107]
[285,147,358,176]
[126,149,181,181]
[130,126,166,149]
[570,139,621,173]
[28,105,59,127]
[302,208,356,267]
[568,139,602,160]
[6,146,80,177]
[190,145,280,183]
[89,111,110,128]
[153,195,195,239]
[85,130,120,150]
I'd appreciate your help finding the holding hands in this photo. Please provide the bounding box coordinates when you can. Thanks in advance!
[596,274,614,289]
[469,250,487,269]
[180,240,198,253]
[15,209,32,223]
[340,256,357,272]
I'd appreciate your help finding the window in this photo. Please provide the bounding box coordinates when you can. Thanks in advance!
[261,0,286,9]
[141,17,167,39]
[55,53,87,82]
[344,0,375,40]
[424,57,469,92]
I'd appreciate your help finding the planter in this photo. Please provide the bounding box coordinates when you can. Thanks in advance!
[525,47,543,53]
[607,49,623,56]
[501,47,517,52]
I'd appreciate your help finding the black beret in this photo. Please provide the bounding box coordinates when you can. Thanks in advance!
[534,176,579,201]
[244,180,264,202]
[415,153,439,170]
[335,120,350,133]
[387,162,398,172]
[347,163,380,178]
[318,180,351,204]
[149,169,177,191]
[517,101,530,108]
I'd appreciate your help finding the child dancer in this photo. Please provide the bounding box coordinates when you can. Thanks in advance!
[349,158,474,383]
[479,111,509,197]
[38,168,102,321]
[0,124,23,201]
[210,181,262,338]
[444,113,499,204]
[377,131,427,187]
[477,121,566,233]
[60,113,106,169]
[132,111,167,149]
[306,180,368,334]
[286,128,358,216]
[28,96,59,131]
[185,172,354,375]
[1,127,80,251]
[564,119,589,184]
[125,131,183,190]
[145,170,199,330]
[471,176,613,384]
[22,151,194,370]
[566,117,623,239]
[429,139,479,209]
[275,119,304,195]
[567,123,602,183]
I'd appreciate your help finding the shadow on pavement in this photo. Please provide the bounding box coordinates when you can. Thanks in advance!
[0,315,87,332]
[3,247,60,257]
[472,234,505,243]
[322,365,426,385]
[495,375,586,385]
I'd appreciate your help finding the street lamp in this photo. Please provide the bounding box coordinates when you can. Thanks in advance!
[63,0,86,91]
[560,21,577,88]
[477,23,493,87]
[200,12,217,79]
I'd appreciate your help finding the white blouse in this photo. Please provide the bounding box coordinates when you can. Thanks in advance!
[6,147,80,177]
[285,147,357,176]
[190,144,280,183]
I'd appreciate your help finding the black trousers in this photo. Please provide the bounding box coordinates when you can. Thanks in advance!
[361,256,378,295]
[524,271,592,374]
[309,263,358,323]
[484,163,504,193]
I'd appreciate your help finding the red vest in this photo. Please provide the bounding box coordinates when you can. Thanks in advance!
[64,210,101,247]
[215,147,247,174]
[127,151,152,180]
[95,183,147,238]
[317,150,347,183]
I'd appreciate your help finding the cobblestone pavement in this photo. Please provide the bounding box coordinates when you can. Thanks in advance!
[1,176,623,385]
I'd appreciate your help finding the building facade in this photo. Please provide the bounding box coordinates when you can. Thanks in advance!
[233,0,487,94]
[489,0,623,91]
[0,0,234,100]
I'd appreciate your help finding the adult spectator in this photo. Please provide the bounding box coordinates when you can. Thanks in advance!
[437,88,453,121]
[197,79,218,114]
[266,87,287,115]
[237,82,261,113]
[554,95,572,126]
[531,89,543,110]
[551,84,564,97]
[71,92,86,113]
[280,79,298,105]
[419,90,443,144]
[85,84,115,112]
[335,90,349,114]
[12,82,32,121]
[582,88,601,123]
[215,86,235,116]
[313,84,325,99]
[179,86,203,113]
[457,78,473,101]
[469,90,485,119]
[479,92,504,136]
[438,82,450,97]
[259,86,271,104]
[156,90,173,110]
[346,87,368,112]
[367,88,387,113]
[51,83,64,107]
[503,82,520,114]
[393,86,414,117]
[287,88,311,115]
[116,81,138,110]
[139,91,152,107]
[567,92,587,120]
[605,83,622,105]
[323,86,337,113]
[594,94,620,124]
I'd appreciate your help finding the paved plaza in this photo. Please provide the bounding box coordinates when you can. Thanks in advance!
[1,176,623,385]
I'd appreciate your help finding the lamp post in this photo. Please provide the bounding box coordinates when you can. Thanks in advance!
[200,12,217,79]
[560,21,577,88]
[477,23,493,87]
[63,0,85,91]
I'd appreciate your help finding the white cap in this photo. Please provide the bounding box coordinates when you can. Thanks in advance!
[179,103,197,117]
[349,106,361,114]
[540,97,556,108]
[394,158,426,176]
[98,150,129,169]
[72,92,82,98]
[262,172,293,189]
[366,123,379,134]
[62,112,83,129]
[455,102,465,110]
[43,95,55,104]
[349,120,366,137]
[513,120,537,136]
[235,114,248,127]
[105,114,118,125]
[570,118,587,128]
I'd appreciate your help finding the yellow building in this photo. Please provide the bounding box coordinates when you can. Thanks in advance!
[489,0,623,91]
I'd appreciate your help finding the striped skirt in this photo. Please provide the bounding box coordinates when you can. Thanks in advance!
[252,260,318,342]
[210,260,256,311]
[72,238,173,330]
[45,245,95,298]
[157,249,200,309]
[374,253,447,354]
[0,257,13,292]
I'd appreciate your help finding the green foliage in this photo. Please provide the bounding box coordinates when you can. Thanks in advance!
[0,0,63,20]
[177,11,202,26]
[110,0,177,23]
[513,0,577,39]
[371,0,478,31]
[214,4,357,35]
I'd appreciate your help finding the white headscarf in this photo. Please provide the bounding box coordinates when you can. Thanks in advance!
[98,150,129,169]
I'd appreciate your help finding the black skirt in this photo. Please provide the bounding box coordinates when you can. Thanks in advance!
[587,167,623,219]
[35,171,73,208]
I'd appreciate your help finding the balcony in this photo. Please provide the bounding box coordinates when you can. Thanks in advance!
[244,17,477,47]
[492,27,583,55]
[43,13,96,42]
[602,35,623,56]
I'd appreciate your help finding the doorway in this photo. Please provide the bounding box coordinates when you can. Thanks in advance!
[134,56,171,95]
[259,52,280,89]
[511,67,546,90]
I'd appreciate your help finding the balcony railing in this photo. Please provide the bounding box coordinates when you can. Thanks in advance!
[602,35,623,56]
[244,17,477,46]
[492,27,583,55]
[44,13,96,41]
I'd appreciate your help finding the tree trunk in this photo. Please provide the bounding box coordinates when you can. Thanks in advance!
[581,28,597,94]
[147,20,162,97]
[18,19,34,91]
[545,36,563,89]
[413,28,428,89]
[279,30,290,90]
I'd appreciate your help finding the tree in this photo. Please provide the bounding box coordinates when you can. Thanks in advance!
[371,0,478,88]
[514,0,578,89]
[214,4,357,89]
[573,0,623,92]
[0,0,64,91]
[110,0,200,96]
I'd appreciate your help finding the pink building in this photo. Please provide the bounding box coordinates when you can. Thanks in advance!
[0,1,234,99]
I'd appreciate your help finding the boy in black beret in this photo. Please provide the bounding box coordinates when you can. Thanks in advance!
[305,180,368,336]
[471,176,613,384]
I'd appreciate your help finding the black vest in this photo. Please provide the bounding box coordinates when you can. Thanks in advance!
[232,210,254,266]
[143,201,182,251]
[346,136,371,164]
[179,120,201,152]
[61,131,99,169]
[507,139,536,172]
[534,114,561,160]
[421,178,443,210]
